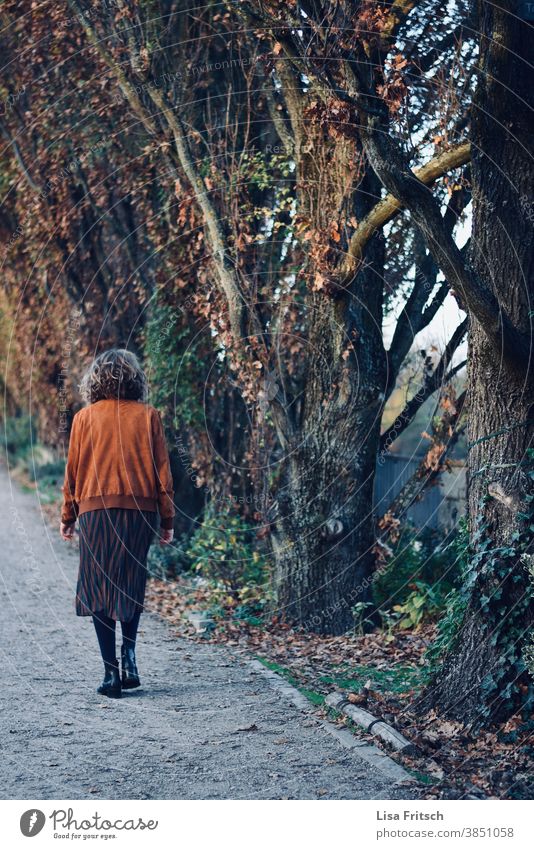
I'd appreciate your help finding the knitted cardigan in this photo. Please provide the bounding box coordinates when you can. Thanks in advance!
[61,399,175,530]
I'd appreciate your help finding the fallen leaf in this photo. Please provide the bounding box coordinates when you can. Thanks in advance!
[233,723,258,733]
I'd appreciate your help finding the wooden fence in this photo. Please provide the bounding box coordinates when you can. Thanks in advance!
[374,454,466,533]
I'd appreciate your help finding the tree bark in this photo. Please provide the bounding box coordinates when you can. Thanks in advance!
[271,162,387,634]
[421,1,534,725]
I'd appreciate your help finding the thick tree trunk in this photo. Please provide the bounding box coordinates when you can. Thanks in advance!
[271,288,385,633]
[422,1,534,724]
[271,161,386,635]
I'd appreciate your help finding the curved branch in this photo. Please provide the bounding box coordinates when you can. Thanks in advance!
[284,38,529,373]
[341,142,470,276]
[345,87,528,371]
[387,190,470,393]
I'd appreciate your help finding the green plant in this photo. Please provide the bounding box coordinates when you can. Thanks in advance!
[393,579,447,630]
[186,501,268,601]
[254,657,324,705]
[28,459,65,483]
[0,414,37,460]
[378,607,402,642]
[351,601,375,635]
[424,585,469,675]
[147,532,192,579]
[374,522,465,618]
[320,663,423,695]
[418,518,470,671]
[424,482,534,719]
[461,470,534,718]
[143,295,204,429]
[1,416,66,502]
[29,457,66,502]
[523,553,534,679]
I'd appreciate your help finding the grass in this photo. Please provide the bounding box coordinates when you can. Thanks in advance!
[320,663,423,695]
[254,656,325,706]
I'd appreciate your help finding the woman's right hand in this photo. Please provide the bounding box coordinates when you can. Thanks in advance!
[159,528,174,545]
[60,522,75,541]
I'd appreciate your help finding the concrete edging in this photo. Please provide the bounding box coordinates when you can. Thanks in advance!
[247,659,415,787]
[325,692,419,756]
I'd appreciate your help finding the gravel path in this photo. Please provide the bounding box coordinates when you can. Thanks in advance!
[0,467,416,800]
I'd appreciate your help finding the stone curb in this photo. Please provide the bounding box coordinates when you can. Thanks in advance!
[325,692,419,756]
[247,659,415,787]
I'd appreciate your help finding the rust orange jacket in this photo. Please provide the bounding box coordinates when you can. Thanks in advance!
[61,399,175,529]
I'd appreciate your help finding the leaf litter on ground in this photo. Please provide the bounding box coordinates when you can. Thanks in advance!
[145,576,533,800]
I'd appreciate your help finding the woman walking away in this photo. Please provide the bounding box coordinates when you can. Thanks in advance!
[60,349,175,699]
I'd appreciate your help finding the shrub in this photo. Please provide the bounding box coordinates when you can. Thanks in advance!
[373,521,467,630]
[28,459,65,483]
[392,579,449,630]
[147,533,191,579]
[143,296,204,429]
[0,414,37,460]
[186,501,269,603]
[1,415,65,501]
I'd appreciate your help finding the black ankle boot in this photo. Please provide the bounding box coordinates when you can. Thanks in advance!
[97,661,122,698]
[121,644,140,689]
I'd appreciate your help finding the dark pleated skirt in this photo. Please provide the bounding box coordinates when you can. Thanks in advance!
[76,508,157,621]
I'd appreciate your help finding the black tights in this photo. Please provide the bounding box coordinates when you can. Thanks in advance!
[92,610,141,667]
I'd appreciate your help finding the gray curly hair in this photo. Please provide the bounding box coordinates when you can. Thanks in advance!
[79,349,149,404]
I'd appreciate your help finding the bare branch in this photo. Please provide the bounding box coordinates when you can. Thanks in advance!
[338,55,528,370]
[147,85,246,339]
[341,142,470,277]
[380,390,467,533]
[381,318,468,452]
[257,22,528,372]
[0,119,40,193]
[387,188,470,391]
[68,0,248,341]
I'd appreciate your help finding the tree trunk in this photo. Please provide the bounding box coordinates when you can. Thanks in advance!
[421,0,534,724]
[271,163,386,635]
[271,288,385,633]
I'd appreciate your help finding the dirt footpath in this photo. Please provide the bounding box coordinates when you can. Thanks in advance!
[0,467,417,800]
